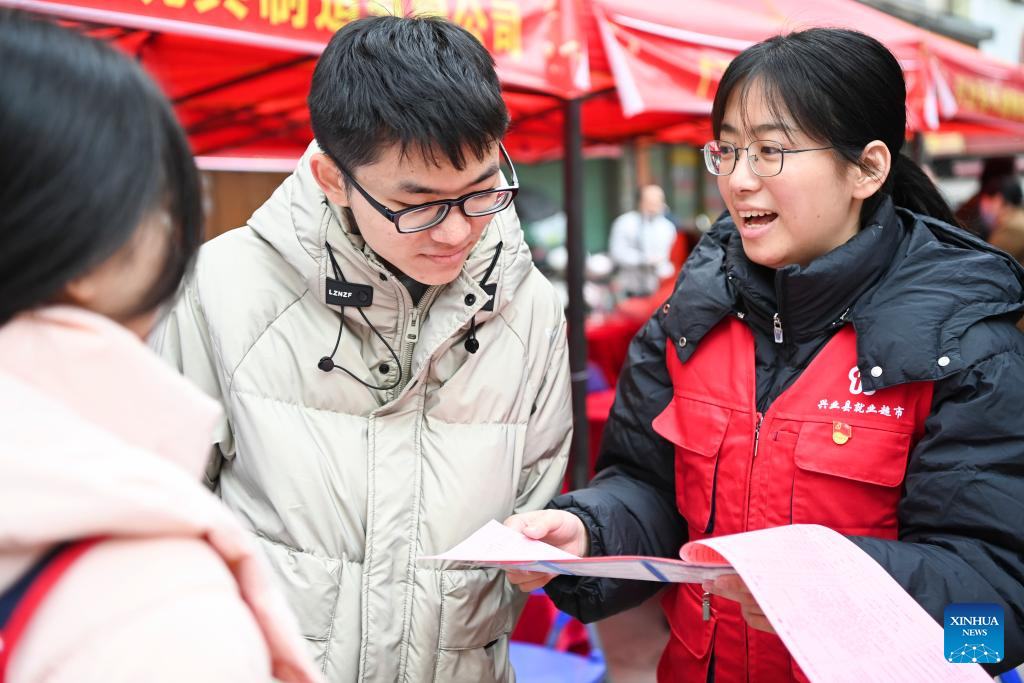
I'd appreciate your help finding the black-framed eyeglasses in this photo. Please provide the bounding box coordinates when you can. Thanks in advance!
[702,139,834,178]
[335,142,519,234]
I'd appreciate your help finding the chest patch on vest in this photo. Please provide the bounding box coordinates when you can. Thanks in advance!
[815,365,908,421]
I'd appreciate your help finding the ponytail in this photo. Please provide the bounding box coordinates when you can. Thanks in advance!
[865,153,958,226]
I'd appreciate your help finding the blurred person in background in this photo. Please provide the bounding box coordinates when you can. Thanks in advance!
[981,175,1024,266]
[956,155,1015,239]
[155,14,570,682]
[0,11,319,683]
[983,175,1024,335]
[608,184,678,298]
[506,27,1024,682]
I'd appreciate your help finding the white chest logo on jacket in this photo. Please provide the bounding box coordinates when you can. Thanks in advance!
[848,366,877,396]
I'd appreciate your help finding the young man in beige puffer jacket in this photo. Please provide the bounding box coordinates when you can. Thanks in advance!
[155,14,571,683]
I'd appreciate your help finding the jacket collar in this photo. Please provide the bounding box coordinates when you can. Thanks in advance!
[662,197,1024,389]
[726,199,903,345]
[0,306,219,476]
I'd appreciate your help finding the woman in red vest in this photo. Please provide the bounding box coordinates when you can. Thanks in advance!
[505,28,1024,681]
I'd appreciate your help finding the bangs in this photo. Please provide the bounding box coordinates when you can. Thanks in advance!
[731,75,800,143]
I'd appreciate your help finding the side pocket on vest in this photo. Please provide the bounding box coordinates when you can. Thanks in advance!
[660,583,718,682]
[791,420,911,537]
[653,397,731,534]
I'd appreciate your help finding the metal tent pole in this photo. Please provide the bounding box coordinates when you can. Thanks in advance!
[563,97,590,490]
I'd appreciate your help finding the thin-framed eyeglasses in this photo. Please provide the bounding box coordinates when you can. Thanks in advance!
[335,142,519,234]
[702,139,834,177]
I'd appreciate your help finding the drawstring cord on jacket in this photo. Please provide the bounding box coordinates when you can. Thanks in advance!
[318,241,403,390]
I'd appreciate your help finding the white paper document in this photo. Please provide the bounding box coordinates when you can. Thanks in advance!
[422,519,732,583]
[425,521,995,682]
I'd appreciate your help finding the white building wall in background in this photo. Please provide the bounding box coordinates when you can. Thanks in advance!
[971,0,1024,63]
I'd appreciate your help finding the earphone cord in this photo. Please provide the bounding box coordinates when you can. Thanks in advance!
[464,241,503,354]
[323,241,403,391]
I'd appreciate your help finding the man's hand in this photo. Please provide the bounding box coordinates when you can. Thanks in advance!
[702,575,776,634]
[502,510,589,592]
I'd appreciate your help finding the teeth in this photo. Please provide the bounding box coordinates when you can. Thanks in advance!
[739,210,774,218]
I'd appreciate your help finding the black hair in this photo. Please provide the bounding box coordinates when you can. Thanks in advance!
[982,175,1023,207]
[308,14,508,172]
[0,10,201,326]
[711,28,958,226]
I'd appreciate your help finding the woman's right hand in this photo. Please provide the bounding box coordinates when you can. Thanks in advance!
[501,510,589,592]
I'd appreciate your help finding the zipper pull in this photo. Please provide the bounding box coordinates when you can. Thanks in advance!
[406,308,420,343]
[702,591,712,621]
[752,413,763,458]
[772,312,784,344]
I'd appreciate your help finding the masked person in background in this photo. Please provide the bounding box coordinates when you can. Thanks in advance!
[505,28,1024,682]
[0,11,319,683]
[981,175,1024,267]
[156,14,571,682]
[956,155,1015,240]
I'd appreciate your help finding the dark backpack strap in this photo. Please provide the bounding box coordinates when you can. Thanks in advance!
[0,538,103,682]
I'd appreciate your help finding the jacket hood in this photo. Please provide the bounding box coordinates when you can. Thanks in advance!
[0,307,321,683]
[663,197,1024,389]
[246,142,534,329]
[853,205,1024,388]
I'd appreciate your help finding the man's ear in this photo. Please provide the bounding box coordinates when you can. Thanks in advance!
[852,140,891,200]
[310,152,350,207]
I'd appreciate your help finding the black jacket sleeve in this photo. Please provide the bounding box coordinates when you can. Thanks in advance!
[543,309,688,623]
[848,343,1024,675]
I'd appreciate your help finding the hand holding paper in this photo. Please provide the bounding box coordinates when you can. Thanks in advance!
[503,510,590,592]
[504,510,590,556]
[703,574,775,634]
[424,522,993,682]
[421,519,733,584]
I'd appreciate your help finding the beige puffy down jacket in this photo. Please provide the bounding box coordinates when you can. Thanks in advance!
[156,143,571,681]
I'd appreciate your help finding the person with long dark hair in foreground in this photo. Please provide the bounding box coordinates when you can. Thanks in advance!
[0,12,320,683]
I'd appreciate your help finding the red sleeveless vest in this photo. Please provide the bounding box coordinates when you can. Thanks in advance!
[651,317,933,683]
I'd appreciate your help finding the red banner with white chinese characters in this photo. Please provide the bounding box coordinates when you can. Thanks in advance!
[591,0,1024,135]
[5,0,593,98]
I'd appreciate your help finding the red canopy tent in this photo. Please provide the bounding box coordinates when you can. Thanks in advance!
[8,0,1023,160]
[3,0,609,162]
[589,0,1024,145]
[7,0,1024,486]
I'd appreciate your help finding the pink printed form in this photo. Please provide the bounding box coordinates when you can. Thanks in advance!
[694,524,992,683]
